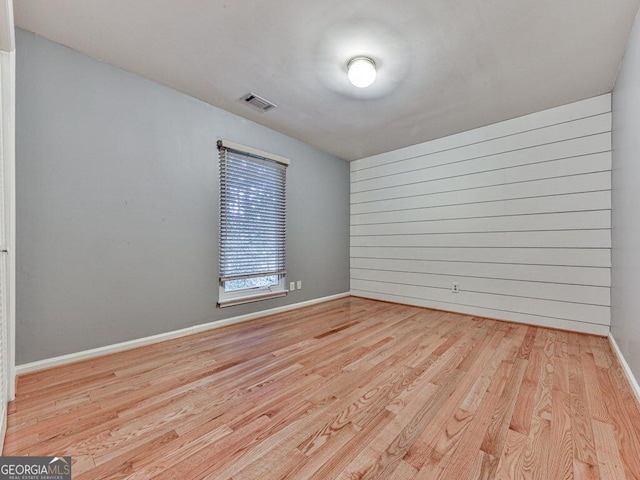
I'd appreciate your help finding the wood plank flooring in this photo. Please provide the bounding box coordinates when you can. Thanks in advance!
[5,297,640,479]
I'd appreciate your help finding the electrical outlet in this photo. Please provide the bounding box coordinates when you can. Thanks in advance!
[289,282,295,291]
[296,280,302,290]
[452,282,460,293]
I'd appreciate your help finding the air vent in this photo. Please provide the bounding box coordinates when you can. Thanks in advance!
[240,93,276,112]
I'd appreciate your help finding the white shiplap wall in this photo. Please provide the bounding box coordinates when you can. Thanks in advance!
[350,95,612,335]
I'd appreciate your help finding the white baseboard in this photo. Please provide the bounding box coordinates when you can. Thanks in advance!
[351,291,611,336]
[608,333,640,406]
[15,292,351,376]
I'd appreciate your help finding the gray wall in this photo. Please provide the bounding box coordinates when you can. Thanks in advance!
[612,11,640,382]
[16,29,350,365]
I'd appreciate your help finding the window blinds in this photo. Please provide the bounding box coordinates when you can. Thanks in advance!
[218,140,288,284]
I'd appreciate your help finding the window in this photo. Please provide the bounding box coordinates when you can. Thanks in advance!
[217,140,289,307]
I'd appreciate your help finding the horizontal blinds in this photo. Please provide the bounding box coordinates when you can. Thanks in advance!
[218,141,287,281]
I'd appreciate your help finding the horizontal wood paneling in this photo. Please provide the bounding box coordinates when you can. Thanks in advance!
[350,171,610,215]
[351,118,610,187]
[351,152,611,203]
[352,211,611,236]
[351,246,610,267]
[350,95,612,333]
[351,279,610,324]
[350,258,611,287]
[349,291,611,335]
[351,230,611,249]
[351,269,610,305]
[352,191,610,225]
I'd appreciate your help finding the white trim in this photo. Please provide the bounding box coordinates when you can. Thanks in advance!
[0,0,14,53]
[219,139,290,165]
[608,333,640,406]
[218,275,287,307]
[218,287,287,308]
[3,50,14,403]
[0,1,14,451]
[15,293,351,376]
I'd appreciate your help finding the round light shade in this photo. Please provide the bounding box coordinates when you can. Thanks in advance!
[347,57,377,88]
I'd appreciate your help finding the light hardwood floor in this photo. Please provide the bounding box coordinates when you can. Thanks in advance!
[5,297,640,479]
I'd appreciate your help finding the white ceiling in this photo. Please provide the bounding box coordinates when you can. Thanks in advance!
[14,0,640,161]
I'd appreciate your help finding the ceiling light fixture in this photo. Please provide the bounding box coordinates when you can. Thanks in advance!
[347,57,377,88]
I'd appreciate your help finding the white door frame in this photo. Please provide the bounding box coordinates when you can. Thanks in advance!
[1,47,14,404]
[0,0,15,420]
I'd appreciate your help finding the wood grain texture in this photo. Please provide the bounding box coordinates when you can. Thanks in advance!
[5,297,640,479]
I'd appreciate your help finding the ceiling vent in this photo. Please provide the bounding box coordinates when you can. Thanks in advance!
[240,93,276,112]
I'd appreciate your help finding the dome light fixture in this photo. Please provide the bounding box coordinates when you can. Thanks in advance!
[347,57,377,88]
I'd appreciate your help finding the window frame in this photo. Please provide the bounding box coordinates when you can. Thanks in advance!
[217,140,289,308]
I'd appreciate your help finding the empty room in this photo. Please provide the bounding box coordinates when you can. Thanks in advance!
[0,0,639,478]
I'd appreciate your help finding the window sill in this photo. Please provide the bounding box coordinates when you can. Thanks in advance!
[217,290,287,308]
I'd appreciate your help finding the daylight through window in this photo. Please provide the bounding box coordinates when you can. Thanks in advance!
[217,140,289,307]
